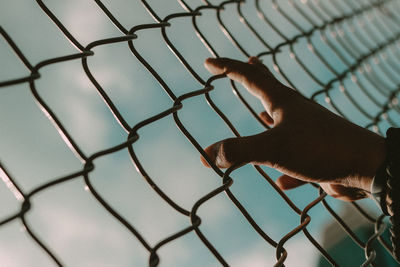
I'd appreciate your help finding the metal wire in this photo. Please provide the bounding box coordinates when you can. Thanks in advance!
[1,0,400,266]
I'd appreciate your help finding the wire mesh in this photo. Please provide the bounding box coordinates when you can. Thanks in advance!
[1,0,400,266]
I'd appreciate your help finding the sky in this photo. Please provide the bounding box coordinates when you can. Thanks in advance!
[0,0,398,266]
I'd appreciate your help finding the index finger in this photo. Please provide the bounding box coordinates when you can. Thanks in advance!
[204,57,287,113]
[205,57,261,90]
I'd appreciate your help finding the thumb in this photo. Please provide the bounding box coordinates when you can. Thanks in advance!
[200,130,276,169]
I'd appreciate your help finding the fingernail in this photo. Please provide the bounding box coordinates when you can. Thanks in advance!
[200,154,210,168]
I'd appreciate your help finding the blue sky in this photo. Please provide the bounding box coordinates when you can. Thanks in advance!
[1,0,397,266]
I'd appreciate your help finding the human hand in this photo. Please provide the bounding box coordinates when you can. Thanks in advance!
[201,57,386,201]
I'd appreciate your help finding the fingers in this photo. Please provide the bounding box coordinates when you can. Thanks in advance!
[248,57,273,75]
[204,57,258,88]
[276,175,307,190]
[200,130,275,169]
[276,176,368,202]
[259,111,274,126]
[320,184,368,202]
[204,57,286,114]
[248,56,262,65]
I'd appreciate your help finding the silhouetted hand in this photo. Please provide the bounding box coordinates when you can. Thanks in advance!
[201,57,386,201]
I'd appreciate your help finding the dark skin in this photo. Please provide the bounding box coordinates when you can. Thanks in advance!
[200,57,387,202]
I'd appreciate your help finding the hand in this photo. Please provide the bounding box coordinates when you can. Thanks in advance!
[201,57,387,201]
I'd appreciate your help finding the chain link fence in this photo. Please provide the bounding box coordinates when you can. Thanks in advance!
[1,0,400,266]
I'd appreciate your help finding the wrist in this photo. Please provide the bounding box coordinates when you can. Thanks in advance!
[355,131,387,193]
[370,157,390,215]
[369,128,400,215]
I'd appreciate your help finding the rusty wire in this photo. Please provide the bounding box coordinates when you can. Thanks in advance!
[1,0,400,266]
